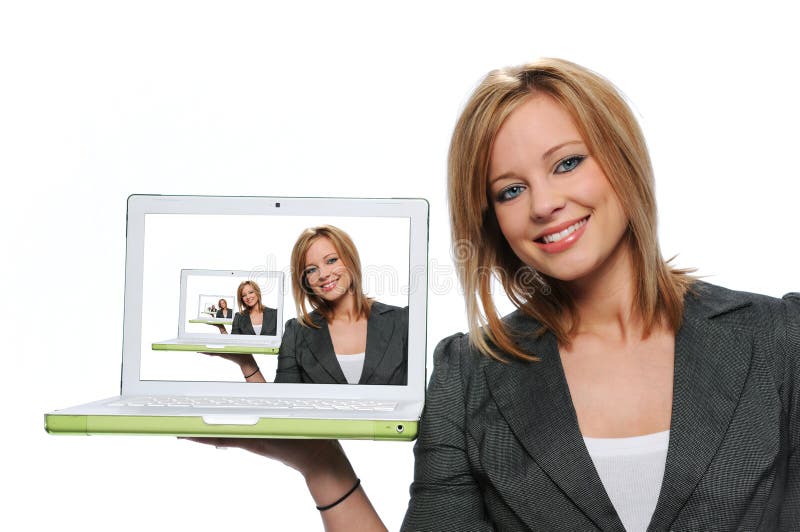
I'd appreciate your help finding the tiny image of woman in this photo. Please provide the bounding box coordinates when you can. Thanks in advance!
[231,281,277,336]
[204,282,278,376]
[215,298,232,319]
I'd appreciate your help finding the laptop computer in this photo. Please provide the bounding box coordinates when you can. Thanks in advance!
[152,268,284,354]
[45,195,428,441]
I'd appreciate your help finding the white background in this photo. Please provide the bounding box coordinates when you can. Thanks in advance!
[2,1,798,530]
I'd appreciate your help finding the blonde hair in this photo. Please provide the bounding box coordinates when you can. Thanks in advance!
[449,58,695,361]
[236,281,264,315]
[290,225,371,327]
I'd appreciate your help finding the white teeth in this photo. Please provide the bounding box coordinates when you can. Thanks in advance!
[541,218,587,244]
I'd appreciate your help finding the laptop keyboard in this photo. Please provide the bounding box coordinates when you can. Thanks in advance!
[108,396,397,412]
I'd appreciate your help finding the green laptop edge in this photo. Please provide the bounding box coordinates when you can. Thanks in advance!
[188,318,233,325]
[44,414,418,441]
[151,343,280,354]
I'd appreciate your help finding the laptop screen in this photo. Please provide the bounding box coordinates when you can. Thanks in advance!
[179,269,283,337]
[138,211,412,385]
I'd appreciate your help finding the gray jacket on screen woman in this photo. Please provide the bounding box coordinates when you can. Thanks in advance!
[231,307,277,336]
[275,301,408,385]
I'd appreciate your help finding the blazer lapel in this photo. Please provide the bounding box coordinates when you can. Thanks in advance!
[241,313,255,335]
[306,316,348,384]
[648,291,753,531]
[359,303,395,384]
[484,328,624,531]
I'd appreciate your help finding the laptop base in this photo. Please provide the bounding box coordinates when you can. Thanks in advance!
[151,342,280,355]
[44,413,417,441]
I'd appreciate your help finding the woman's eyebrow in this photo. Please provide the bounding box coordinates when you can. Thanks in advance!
[542,140,583,161]
[304,253,337,269]
[489,171,517,185]
[489,140,586,185]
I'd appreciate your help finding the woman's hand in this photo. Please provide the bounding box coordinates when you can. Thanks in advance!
[182,438,386,531]
[200,352,266,382]
[184,437,346,479]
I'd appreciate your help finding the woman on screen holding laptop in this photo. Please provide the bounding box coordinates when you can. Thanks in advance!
[211,281,277,337]
[192,59,800,530]
[207,280,278,380]
[215,298,233,319]
[234,225,408,385]
[230,281,278,337]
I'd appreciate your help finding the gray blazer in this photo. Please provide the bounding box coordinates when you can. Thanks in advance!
[230,307,277,336]
[403,282,800,531]
[275,301,408,385]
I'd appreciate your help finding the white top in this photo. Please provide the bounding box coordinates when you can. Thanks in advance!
[252,323,262,335]
[583,430,670,532]
[335,352,365,384]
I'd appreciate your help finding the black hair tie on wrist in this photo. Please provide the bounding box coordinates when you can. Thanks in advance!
[244,368,260,379]
[316,478,361,511]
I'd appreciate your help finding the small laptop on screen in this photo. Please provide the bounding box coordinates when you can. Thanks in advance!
[152,268,284,354]
[45,195,428,440]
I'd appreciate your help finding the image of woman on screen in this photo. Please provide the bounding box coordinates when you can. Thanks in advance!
[234,225,408,384]
[274,225,408,385]
[215,298,232,319]
[230,281,277,336]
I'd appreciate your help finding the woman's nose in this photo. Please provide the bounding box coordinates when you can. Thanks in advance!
[530,179,566,222]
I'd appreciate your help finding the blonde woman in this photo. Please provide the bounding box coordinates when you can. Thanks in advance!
[192,59,800,530]
[215,298,232,319]
[276,225,408,385]
[234,225,408,386]
[206,280,279,381]
[230,280,277,337]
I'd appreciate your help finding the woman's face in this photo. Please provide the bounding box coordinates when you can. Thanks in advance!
[487,94,630,284]
[303,236,352,303]
[240,285,259,309]
[219,299,227,310]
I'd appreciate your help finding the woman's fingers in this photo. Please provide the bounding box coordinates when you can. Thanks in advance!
[180,437,348,478]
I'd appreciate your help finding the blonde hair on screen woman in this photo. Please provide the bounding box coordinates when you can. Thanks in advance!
[236,280,264,314]
[290,225,372,327]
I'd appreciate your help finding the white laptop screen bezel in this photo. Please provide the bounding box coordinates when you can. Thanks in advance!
[176,268,284,343]
[121,195,428,401]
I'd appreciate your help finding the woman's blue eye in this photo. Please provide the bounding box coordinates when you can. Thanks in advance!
[555,155,585,174]
[304,267,318,276]
[326,257,338,265]
[496,185,525,202]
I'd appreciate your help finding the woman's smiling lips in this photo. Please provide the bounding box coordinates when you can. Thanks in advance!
[319,277,339,292]
[533,216,590,253]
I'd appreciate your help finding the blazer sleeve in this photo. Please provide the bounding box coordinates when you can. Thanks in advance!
[275,319,302,383]
[402,334,493,531]
[779,293,800,528]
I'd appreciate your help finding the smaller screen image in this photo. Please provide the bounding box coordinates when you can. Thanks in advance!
[194,294,236,321]
[183,271,281,337]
